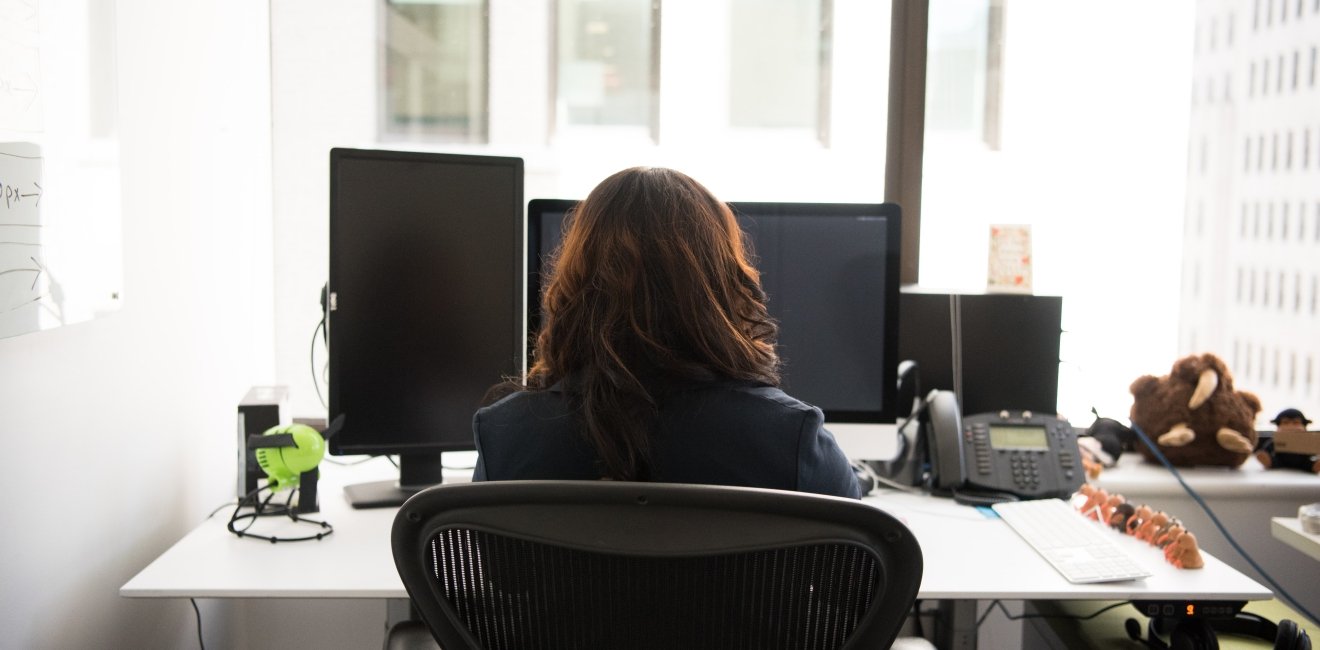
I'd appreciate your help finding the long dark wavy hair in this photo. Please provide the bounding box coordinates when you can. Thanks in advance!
[528,167,780,481]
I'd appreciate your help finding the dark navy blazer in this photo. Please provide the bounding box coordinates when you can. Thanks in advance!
[472,380,860,499]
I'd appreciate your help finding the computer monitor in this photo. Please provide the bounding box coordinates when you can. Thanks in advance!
[328,148,523,508]
[526,199,902,435]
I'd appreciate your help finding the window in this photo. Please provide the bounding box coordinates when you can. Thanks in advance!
[380,0,489,143]
[729,0,831,143]
[913,2,1196,420]
[553,0,658,139]
[925,0,998,145]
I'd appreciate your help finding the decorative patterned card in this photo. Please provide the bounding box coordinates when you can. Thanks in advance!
[987,224,1033,294]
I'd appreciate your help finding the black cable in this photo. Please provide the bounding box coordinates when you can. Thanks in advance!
[205,500,237,520]
[1131,424,1319,625]
[227,484,333,543]
[311,317,327,410]
[897,390,933,433]
[227,486,283,536]
[321,455,380,466]
[975,598,1134,630]
[189,598,205,650]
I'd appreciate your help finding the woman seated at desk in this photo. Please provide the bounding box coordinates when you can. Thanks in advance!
[472,166,859,499]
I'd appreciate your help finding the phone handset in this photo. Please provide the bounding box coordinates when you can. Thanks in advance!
[924,390,966,494]
[922,390,1036,506]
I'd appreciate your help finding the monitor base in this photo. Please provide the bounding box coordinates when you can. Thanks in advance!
[342,480,427,509]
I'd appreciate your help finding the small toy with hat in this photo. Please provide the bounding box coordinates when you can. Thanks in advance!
[1255,408,1320,473]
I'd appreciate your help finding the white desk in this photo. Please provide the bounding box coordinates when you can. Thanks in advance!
[871,490,1268,602]
[1272,516,1320,563]
[121,459,433,599]
[122,461,1272,649]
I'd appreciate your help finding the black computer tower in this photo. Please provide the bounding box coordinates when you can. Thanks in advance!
[898,290,1062,417]
[237,386,288,498]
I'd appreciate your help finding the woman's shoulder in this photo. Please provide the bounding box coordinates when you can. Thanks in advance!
[477,386,572,423]
[677,379,819,417]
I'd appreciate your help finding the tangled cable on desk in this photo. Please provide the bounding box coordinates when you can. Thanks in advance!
[227,484,333,544]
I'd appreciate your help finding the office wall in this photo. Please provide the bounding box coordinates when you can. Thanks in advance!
[0,2,273,647]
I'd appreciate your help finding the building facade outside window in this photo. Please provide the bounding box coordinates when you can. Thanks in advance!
[728,0,832,145]
[380,0,489,143]
[553,0,659,141]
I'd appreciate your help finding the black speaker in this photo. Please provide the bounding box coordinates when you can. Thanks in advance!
[898,289,1062,416]
[237,386,288,498]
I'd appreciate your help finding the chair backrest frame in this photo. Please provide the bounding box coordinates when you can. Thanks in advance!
[392,480,922,650]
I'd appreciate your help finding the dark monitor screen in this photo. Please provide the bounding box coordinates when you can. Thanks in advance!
[527,199,901,424]
[328,148,523,506]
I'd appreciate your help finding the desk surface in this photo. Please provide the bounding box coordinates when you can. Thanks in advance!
[121,458,1272,602]
[1272,516,1320,563]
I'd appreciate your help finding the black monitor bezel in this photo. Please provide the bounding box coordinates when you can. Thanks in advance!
[525,198,902,425]
[327,147,525,458]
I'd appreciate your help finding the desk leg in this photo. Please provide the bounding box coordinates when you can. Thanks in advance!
[386,598,415,629]
[936,600,979,650]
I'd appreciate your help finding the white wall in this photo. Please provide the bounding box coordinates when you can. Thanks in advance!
[0,1,273,647]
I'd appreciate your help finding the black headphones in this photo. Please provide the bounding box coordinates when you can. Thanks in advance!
[1126,612,1311,650]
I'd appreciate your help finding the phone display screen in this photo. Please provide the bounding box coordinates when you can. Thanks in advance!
[989,425,1049,449]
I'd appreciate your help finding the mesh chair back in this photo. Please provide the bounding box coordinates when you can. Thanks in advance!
[393,481,922,650]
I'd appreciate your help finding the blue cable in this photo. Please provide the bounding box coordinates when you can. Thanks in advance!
[1130,424,1318,625]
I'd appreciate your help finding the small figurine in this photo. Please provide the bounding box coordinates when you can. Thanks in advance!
[1127,504,1153,536]
[1109,502,1136,532]
[1082,487,1111,521]
[1136,511,1170,543]
[1164,530,1205,569]
[1072,483,1095,512]
[1156,523,1188,549]
[1080,449,1105,479]
[1255,409,1320,473]
[1153,521,1183,548]
[1099,493,1126,524]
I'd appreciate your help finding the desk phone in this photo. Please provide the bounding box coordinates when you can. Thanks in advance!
[926,390,1084,500]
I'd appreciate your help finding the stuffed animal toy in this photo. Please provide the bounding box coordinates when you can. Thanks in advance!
[1077,416,1138,478]
[1129,353,1261,468]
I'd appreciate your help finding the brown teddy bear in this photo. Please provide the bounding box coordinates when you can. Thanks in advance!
[1129,353,1261,468]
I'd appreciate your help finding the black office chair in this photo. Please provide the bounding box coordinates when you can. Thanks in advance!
[390,480,923,650]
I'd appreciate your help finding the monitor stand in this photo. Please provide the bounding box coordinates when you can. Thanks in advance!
[343,452,446,509]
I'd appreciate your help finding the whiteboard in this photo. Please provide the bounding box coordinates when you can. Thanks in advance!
[0,0,123,339]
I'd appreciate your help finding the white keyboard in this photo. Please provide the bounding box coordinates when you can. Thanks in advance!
[992,498,1152,584]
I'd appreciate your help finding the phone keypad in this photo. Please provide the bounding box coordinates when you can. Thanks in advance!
[1009,452,1042,491]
